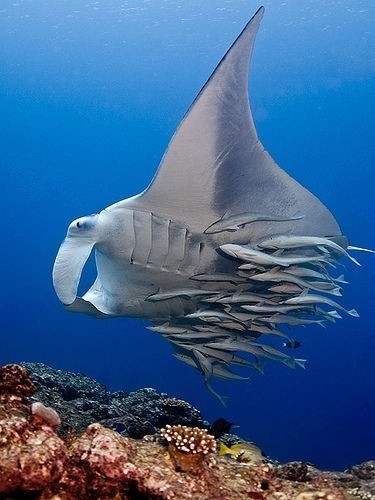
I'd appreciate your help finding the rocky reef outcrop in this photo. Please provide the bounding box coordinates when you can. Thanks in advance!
[20,362,205,439]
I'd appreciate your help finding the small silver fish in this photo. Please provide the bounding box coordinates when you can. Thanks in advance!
[285,266,334,281]
[205,212,304,234]
[171,340,251,367]
[257,235,361,266]
[221,243,328,267]
[284,294,359,317]
[216,292,279,305]
[164,330,231,341]
[211,364,250,381]
[147,323,190,335]
[269,283,305,294]
[241,304,312,314]
[347,245,375,254]
[146,288,216,302]
[190,273,245,285]
[255,314,326,327]
[316,308,342,321]
[207,339,305,369]
[250,270,342,296]
[192,348,212,379]
[185,310,246,330]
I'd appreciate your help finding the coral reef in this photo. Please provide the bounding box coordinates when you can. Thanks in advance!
[161,424,216,473]
[20,362,205,438]
[0,365,68,494]
[0,363,373,499]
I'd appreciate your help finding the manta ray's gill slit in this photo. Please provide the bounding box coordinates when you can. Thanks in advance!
[127,208,136,264]
[176,229,197,274]
[165,220,187,272]
[119,209,136,263]
[147,213,170,268]
[198,241,205,261]
[131,210,153,266]
[166,222,188,273]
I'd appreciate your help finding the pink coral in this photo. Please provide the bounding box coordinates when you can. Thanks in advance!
[0,364,67,494]
[70,423,137,487]
[0,363,36,397]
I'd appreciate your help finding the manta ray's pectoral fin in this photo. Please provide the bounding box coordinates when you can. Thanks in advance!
[124,6,342,243]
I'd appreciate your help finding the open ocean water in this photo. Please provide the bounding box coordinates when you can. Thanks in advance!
[1,0,374,471]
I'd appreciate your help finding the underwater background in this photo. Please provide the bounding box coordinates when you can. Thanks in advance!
[1,0,374,471]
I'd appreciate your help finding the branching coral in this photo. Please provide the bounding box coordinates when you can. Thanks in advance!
[161,424,216,473]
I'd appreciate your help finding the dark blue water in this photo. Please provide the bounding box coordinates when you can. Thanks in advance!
[1,0,374,470]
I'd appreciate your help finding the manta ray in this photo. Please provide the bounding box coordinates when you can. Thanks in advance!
[53,7,369,403]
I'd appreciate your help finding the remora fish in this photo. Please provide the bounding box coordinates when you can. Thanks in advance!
[205,212,303,234]
[285,294,359,317]
[146,288,216,302]
[221,243,328,267]
[257,235,361,266]
[249,270,342,296]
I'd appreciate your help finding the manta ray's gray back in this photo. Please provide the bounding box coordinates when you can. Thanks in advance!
[134,7,342,242]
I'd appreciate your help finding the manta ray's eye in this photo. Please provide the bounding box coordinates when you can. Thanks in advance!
[68,214,98,234]
[73,219,89,230]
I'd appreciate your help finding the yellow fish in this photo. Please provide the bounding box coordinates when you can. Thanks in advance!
[219,441,264,464]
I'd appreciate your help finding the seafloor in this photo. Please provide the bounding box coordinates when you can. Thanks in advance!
[0,362,373,499]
